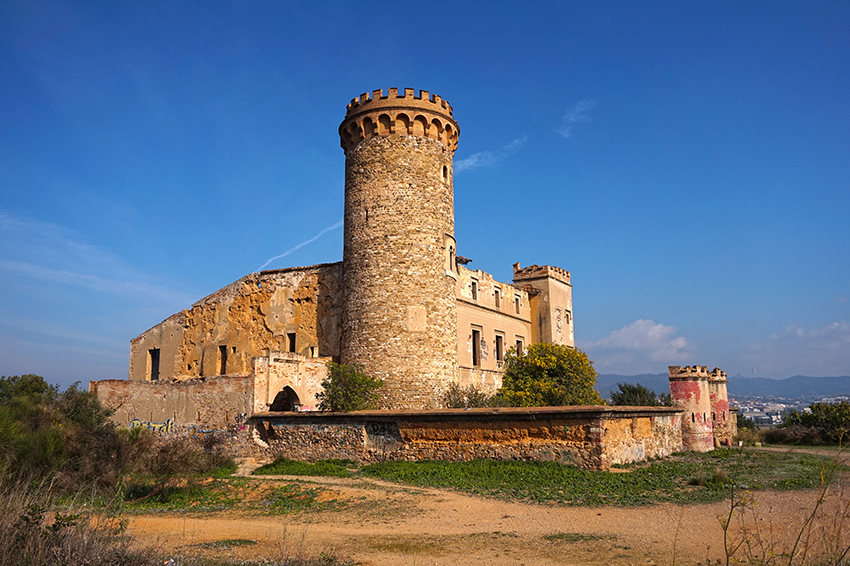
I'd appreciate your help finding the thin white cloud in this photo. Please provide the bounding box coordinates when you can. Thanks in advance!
[455,136,528,172]
[580,319,690,374]
[0,212,195,305]
[557,98,597,138]
[727,321,850,378]
[258,219,343,271]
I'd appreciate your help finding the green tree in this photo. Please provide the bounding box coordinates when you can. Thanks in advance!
[609,382,671,406]
[442,382,495,408]
[315,362,384,412]
[497,343,604,407]
[784,401,850,443]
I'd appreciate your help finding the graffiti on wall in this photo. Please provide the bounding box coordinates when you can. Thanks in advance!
[129,418,175,435]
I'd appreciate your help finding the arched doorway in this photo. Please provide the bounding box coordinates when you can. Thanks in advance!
[269,386,301,411]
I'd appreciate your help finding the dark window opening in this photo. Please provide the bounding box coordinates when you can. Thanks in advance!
[565,311,571,324]
[442,165,448,181]
[692,413,696,423]
[149,348,160,381]
[219,345,228,375]
[269,386,301,412]
[514,296,521,314]
[471,280,478,300]
[287,333,297,353]
[515,338,524,353]
[495,334,504,362]
[494,288,500,308]
[471,329,481,366]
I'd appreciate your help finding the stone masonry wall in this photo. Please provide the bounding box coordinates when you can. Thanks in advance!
[251,406,683,471]
[340,91,459,409]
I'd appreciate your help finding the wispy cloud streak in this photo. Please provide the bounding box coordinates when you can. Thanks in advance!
[258,219,343,270]
[455,136,528,172]
[557,98,597,138]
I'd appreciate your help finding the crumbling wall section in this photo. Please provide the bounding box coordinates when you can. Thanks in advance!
[251,406,683,471]
[90,376,253,432]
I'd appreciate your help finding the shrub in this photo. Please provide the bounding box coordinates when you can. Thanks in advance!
[784,401,850,444]
[762,425,824,445]
[315,362,384,412]
[609,382,671,406]
[498,344,604,407]
[442,382,494,408]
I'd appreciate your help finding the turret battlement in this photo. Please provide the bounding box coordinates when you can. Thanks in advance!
[512,263,571,285]
[668,365,727,381]
[339,88,459,153]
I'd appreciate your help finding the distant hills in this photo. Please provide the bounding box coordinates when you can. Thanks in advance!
[597,373,850,403]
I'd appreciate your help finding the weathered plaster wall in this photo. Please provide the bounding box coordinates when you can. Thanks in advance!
[513,263,575,348]
[669,365,716,452]
[251,406,683,471]
[456,265,531,393]
[252,352,330,413]
[90,376,253,431]
[128,263,343,382]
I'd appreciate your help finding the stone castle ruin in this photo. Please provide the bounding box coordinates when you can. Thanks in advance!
[90,88,733,469]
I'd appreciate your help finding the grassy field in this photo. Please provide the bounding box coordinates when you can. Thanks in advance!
[251,447,837,507]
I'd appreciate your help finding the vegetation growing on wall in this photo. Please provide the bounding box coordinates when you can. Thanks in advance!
[315,362,384,412]
[498,344,604,407]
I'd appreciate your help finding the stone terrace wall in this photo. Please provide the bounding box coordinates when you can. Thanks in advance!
[250,406,683,471]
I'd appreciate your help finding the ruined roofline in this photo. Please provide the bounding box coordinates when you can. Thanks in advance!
[668,365,727,382]
[190,261,343,308]
[258,261,342,276]
[457,263,529,294]
[130,310,187,344]
[512,262,571,285]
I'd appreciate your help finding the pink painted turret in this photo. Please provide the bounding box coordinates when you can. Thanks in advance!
[668,365,714,452]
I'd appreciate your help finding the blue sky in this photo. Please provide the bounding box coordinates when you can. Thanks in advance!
[1,1,848,388]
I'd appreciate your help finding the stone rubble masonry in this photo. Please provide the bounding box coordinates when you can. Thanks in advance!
[250,406,683,471]
[340,88,459,409]
[129,263,343,382]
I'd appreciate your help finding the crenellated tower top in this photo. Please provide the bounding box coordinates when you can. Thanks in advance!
[339,88,460,154]
[668,365,727,382]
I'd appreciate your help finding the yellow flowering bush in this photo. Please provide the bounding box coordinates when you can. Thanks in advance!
[498,343,604,407]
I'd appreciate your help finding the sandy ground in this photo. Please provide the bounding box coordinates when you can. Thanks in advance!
[127,454,848,566]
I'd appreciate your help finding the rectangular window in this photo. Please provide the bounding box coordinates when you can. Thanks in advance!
[287,333,297,353]
[495,334,504,362]
[514,295,521,314]
[471,328,481,366]
[148,348,160,381]
[515,337,524,354]
[471,280,478,300]
[219,345,228,375]
[494,288,500,308]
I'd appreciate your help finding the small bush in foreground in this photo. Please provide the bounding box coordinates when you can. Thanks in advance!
[442,382,495,408]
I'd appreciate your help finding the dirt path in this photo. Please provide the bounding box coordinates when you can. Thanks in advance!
[127,472,837,565]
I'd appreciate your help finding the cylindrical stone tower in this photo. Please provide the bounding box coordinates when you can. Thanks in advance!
[339,88,460,409]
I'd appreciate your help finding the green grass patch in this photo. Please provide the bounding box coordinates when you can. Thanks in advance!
[359,448,838,506]
[123,480,241,512]
[253,458,353,478]
[263,483,336,514]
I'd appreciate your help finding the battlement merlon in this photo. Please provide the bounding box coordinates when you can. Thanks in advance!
[345,88,454,118]
[512,262,571,286]
[339,88,460,154]
[668,365,727,382]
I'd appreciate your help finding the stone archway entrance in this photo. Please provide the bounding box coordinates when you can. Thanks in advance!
[269,386,301,411]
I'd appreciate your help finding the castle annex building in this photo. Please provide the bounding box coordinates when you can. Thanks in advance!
[125,88,575,411]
